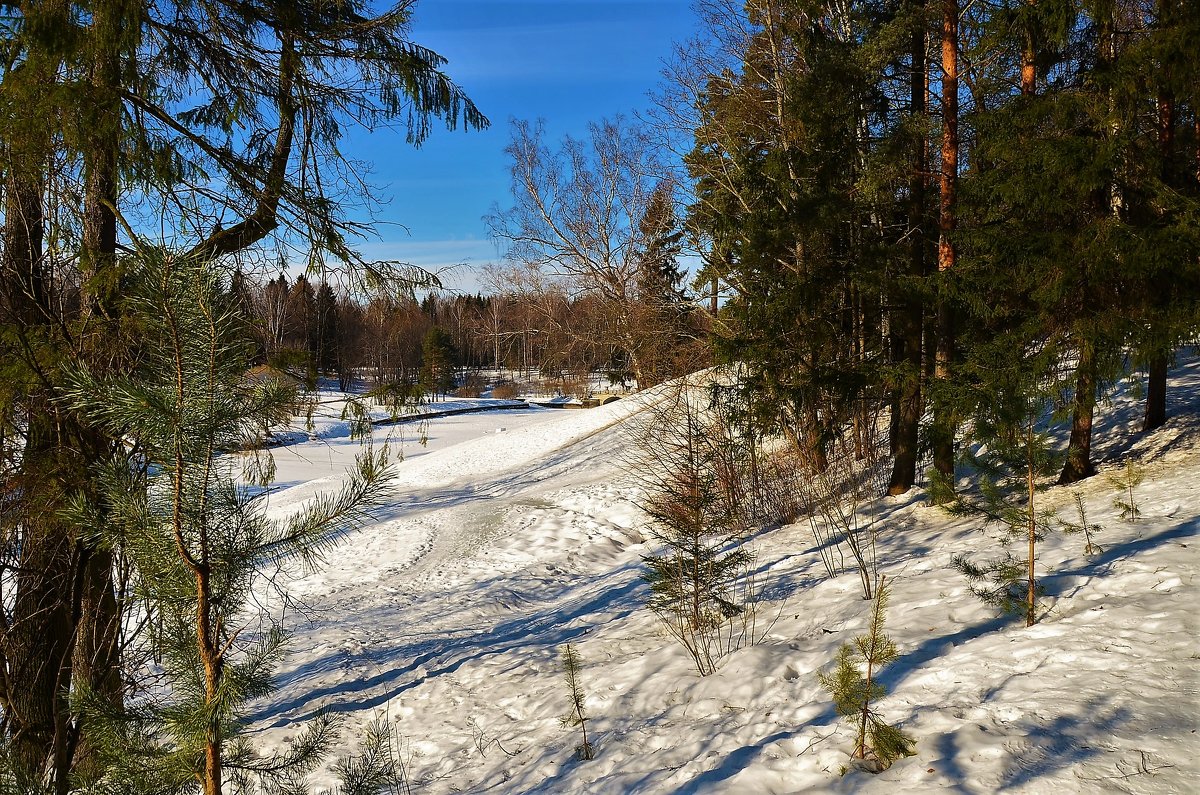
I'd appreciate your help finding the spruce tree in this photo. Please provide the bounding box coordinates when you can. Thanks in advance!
[640,393,754,676]
[419,326,458,399]
[315,281,342,378]
[685,0,898,472]
[633,180,697,387]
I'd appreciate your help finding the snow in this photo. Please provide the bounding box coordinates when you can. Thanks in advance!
[247,361,1200,794]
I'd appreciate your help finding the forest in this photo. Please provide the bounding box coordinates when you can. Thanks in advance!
[0,0,1196,792]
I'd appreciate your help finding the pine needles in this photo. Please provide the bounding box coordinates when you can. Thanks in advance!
[560,644,595,761]
[819,577,914,772]
[59,252,396,794]
[1108,461,1144,523]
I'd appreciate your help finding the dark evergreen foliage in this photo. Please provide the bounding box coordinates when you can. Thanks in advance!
[419,326,458,399]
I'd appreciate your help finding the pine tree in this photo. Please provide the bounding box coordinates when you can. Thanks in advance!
[819,577,915,771]
[886,0,933,496]
[57,252,392,793]
[560,644,595,761]
[1108,461,1144,523]
[1,8,484,780]
[935,336,1063,626]
[930,0,962,486]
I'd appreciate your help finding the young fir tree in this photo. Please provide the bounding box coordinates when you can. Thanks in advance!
[560,644,595,761]
[819,577,915,771]
[640,396,753,676]
[58,252,394,794]
[1108,461,1144,523]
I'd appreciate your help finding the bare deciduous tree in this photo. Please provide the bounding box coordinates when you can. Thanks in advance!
[488,117,675,388]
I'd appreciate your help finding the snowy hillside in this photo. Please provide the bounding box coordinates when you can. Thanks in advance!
[248,363,1199,794]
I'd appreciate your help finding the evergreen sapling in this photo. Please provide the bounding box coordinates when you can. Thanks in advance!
[59,252,396,794]
[1060,492,1104,556]
[633,383,767,676]
[939,397,1061,627]
[560,644,595,761]
[819,577,915,772]
[1108,461,1144,522]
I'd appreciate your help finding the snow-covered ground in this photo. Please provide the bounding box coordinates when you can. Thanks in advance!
[248,361,1199,794]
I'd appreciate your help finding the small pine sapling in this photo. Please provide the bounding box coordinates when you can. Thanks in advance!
[819,577,915,772]
[950,551,1038,617]
[943,405,1060,627]
[1108,461,1144,522]
[560,644,595,761]
[1059,492,1103,556]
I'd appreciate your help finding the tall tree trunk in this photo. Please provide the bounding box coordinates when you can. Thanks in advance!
[930,0,958,487]
[1059,339,1098,484]
[69,3,130,779]
[1025,419,1038,626]
[1143,89,1175,432]
[7,411,78,793]
[0,24,77,787]
[1144,353,1168,431]
[888,1,927,495]
[1061,2,1118,482]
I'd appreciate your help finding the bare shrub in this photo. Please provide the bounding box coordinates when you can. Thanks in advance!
[454,372,486,398]
[491,381,520,400]
[560,377,590,400]
[796,435,889,599]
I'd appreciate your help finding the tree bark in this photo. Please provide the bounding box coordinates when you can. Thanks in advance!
[1144,353,1168,432]
[1026,420,1038,626]
[1143,89,1174,432]
[930,0,958,487]
[6,410,77,794]
[0,20,75,786]
[1059,339,1098,484]
[185,34,298,263]
[68,4,132,779]
[888,1,927,495]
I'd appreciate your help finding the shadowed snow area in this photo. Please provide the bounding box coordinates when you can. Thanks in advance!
[248,367,1199,794]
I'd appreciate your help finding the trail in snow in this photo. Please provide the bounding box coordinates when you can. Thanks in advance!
[246,366,1199,795]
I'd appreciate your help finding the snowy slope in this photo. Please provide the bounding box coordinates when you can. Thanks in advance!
[249,362,1199,794]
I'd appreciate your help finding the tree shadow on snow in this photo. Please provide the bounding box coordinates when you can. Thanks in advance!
[668,728,803,795]
[251,564,647,727]
[997,695,1132,790]
[1041,518,1196,599]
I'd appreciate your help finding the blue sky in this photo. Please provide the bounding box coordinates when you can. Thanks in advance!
[352,0,698,292]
